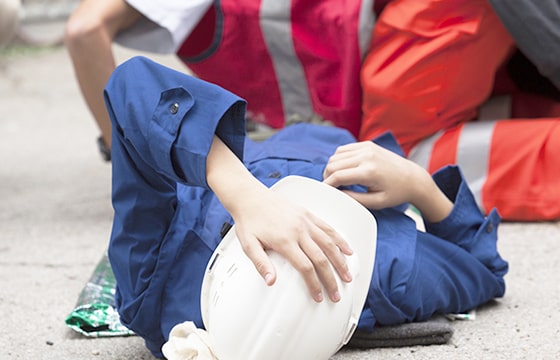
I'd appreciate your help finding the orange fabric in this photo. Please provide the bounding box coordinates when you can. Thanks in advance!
[483,120,560,221]
[427,120,560,221]
[360,0,560,220]
[360,0,514,153]
[428,125,461,174]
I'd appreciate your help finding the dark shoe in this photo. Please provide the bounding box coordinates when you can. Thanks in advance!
[97,136,111,162]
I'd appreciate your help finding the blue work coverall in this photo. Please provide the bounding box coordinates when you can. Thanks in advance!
[105,57,508,357]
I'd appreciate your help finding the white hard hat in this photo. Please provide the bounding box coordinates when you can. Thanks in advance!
[200,175,377,360]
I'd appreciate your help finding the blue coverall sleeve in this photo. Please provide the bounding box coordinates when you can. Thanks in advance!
[427,165,508,278]
[362,165,508,329]
[104,56,247,187]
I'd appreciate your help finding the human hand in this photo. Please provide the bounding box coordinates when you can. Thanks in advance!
[230,186,354,303]
[323,141,423,208]
[323,141,452,222]
[206,135,353,303]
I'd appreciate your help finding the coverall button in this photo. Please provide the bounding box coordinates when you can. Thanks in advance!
[268,171,281,178]
[169,103,179,114]
[486,223,494,233]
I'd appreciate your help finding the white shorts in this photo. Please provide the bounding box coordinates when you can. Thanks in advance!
[115,0,213,54]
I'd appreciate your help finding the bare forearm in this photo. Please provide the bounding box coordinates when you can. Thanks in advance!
[206,135,267,218]
[205,135,352,303]
[408,165,453,223]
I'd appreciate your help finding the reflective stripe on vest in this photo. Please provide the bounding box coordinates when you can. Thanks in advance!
[260,0,313,122]
[409,121,496,211]
[177,0,375,137]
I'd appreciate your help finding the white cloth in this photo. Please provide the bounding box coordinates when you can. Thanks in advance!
[161,321,219,360]
[115,0,213,54]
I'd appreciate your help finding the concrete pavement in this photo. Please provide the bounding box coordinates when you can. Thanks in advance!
[1,42,559,360]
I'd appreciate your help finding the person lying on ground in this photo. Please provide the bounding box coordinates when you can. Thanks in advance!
[105,56,508,358]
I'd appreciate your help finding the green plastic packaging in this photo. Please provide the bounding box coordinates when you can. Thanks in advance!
[65,251,134,337]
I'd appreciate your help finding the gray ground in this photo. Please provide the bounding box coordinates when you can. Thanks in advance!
[1,39,559,359]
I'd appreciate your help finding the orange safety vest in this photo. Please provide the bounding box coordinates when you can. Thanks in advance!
[177,0,375,137]
[360,0,560,221]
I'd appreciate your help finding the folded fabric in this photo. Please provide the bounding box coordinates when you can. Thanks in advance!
[347,317,454,348]
[162,321,219,360]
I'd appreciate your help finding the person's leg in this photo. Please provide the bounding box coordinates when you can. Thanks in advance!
[0,0,19,48]
[360,0,514,153]
[366,0,560,221]
[64,0,142,153]
[104,56,247,356]
[412,119,560,221]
